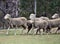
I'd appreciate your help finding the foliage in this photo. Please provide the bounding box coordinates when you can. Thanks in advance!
[0,0,60,19]
[19,0,60,18]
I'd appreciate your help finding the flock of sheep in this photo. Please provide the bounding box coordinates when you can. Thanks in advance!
[2,13,60,35]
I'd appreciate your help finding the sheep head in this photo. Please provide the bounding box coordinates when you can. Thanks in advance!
[4,14,11,19]
[52,13,59,19]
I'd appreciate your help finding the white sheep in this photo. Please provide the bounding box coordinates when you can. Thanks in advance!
[4,14,28,35]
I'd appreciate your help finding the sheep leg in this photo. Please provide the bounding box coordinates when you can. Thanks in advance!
[42,27,48,34]
[27,27,31,34]
[46,25,51,34]
[21,25,27,34]
[6,26,10,35]
[11,24,14,28]
[24,24,28,34]
[38,29,41,34]
[36,28,40,35]
[48,28,51,34]
[14,29,16,35]
[27,24,32,34]
[43,28,46,34]
[55,27,60,33]
[36,29,39,35]
[22,25,26,30]
[14,25,17,35]
[31,27,35,35]
[43,28,45,32]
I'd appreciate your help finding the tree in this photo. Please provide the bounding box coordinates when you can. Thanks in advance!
[0,0,19,18]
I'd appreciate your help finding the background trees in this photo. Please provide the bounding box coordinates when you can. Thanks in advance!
[0,0,60,19]
[19,0,60,19]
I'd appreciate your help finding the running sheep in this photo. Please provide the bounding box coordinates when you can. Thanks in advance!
[4,14,28,35]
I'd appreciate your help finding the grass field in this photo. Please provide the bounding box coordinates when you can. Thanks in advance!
[0,29,60,44]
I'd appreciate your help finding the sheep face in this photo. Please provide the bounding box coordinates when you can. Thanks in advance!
[52,13,59,19]
[29,13,36,20]
[4,14,11,19]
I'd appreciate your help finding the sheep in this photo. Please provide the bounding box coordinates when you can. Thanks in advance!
[46,18,60,33]
[37,15,60,34]
[40,13,60,33]
[51,13,60,33]
[38,15,60,34]
[4,14,28,35]
[27,18,48,34]
[32,19,48,34]
[29,13,60,34]
[27,13,49,34]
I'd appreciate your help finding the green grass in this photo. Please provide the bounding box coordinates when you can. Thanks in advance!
[0,29,60,44]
